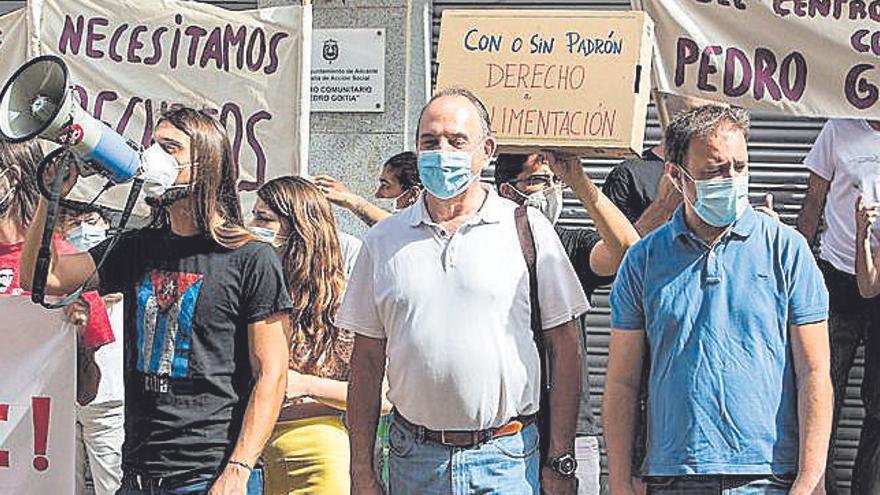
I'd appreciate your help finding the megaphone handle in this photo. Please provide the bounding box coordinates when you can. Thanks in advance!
[117,179,143,230]
[31,160,70,307]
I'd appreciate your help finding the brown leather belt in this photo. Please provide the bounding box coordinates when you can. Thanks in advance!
[393,411,537,448]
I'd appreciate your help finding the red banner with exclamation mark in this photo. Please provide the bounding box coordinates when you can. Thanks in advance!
[31,397,50,472]
[0,403,8,468]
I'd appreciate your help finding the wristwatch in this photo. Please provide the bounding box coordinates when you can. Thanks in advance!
[548,453,578,478]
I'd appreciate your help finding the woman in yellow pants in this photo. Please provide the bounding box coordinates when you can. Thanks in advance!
[249,177,358,494]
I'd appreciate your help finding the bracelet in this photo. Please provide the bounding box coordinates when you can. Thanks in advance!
[227,460,253,472]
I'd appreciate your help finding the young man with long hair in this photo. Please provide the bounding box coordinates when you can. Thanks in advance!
[20,106,292,495]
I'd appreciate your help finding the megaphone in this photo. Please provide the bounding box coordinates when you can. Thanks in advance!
[0,56,146,309]
[0,55,140,184]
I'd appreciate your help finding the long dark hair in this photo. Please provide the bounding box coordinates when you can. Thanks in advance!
[257,176,346,373]
[0,140,42,228]
[383,151,420,189]
[149,106,254,249]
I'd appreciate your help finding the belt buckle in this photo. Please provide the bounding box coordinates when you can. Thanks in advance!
[438,429,480,447]
[439,430,454,447]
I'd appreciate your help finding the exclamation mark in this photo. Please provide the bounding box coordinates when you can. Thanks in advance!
[0,404,8,467]
[31,397,50,471]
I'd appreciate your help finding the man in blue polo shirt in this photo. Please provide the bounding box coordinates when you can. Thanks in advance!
[604,105,833,495]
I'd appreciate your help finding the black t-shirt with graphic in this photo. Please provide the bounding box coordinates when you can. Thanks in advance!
[90,229,291,483]
[556,226,614,436]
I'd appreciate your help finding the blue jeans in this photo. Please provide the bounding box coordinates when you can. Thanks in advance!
[645,475,795,494]
[387,415,540,494]
[115,468,263,494]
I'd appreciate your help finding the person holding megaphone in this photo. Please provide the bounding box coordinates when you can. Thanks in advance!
[18,106,292,495]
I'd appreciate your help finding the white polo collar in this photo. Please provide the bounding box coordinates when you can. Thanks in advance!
[407,184,505,228]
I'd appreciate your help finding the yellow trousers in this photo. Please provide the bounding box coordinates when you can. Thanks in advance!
[263,415,351,495]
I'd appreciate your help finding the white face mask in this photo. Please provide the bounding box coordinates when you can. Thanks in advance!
[376,189,411,213]
[140,144,189,198]
[249,226,288,247]
[512,185,563,224]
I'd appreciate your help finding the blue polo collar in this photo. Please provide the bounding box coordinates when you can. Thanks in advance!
[670,204,758,242]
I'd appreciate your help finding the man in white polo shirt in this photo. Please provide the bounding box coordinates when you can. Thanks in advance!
[340,88,588,495]
[797,118,880,494]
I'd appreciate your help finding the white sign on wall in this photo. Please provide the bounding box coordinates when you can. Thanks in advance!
[311,28,386,113]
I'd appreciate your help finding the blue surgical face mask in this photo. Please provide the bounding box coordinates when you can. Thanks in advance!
[418,150,477,200]
[66,223,108,251]
[679,167,750,227]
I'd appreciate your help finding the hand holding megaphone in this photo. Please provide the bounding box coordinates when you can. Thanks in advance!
[39,151,80,199]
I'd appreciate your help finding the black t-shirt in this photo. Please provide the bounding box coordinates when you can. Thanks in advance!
[602,148,665,223]
[90,229,292,483]
[555,226,614,436]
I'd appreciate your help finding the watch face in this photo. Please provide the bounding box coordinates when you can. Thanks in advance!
[553,454,578,476]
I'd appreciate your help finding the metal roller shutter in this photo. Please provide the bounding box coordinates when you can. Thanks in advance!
[433,1,863,492]
[0,1,22,14]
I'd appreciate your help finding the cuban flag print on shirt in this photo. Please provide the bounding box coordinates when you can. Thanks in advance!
[136,270,203,378]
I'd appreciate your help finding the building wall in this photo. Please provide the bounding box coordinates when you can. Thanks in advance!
[261,0,431,236]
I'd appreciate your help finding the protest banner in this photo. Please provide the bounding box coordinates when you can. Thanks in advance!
[0,297,75,494]
[636,0,880,119]
[436,10,653,157]
[0,9,27,84]
[26,0,312,213]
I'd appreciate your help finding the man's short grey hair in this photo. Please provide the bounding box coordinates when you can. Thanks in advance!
[665,105,750,170]
[419,87,493,140]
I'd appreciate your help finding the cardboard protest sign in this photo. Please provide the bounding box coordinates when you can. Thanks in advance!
[637,0,880,118]
[436,10,653,157]
[27,0,311,213]
[0,9,27,85]
[0,297,75,494]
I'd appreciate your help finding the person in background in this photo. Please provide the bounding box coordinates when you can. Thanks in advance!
[494,150,639,495]
[248,176,380,493]
[20,107,291,495]
[62,205,111,252]
[797,118,880,495]
[0,142,118,493]
[58,205,126,495]
[313,151,422,227]
[605,105,832,495]
[0,140,43,298]
[248,180,362,280]
[249,177,391,493]
[849,194,880,495]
